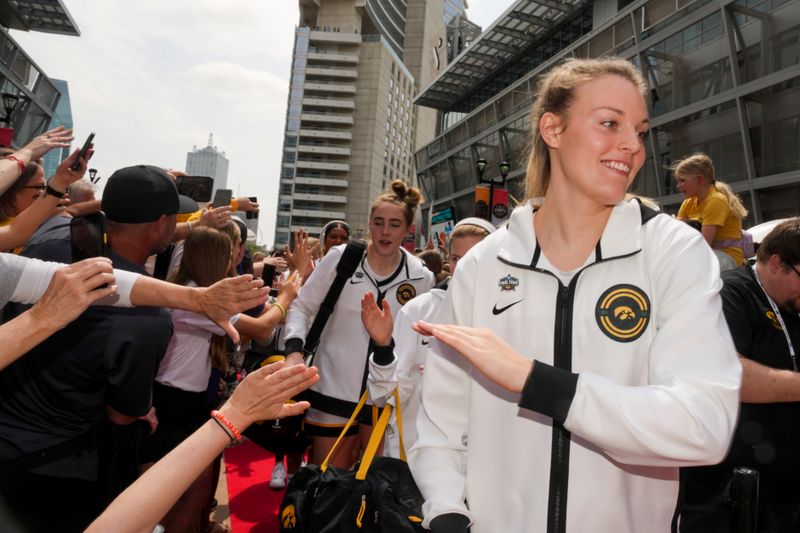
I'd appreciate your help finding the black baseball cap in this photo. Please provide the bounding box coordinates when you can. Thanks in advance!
[102,165,198,223]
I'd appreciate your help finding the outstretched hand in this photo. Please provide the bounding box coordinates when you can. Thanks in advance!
[200,275,269,343]
[29,257,118,330]
[361,292,393,346]
[21,125,74,161]
[412,321,533,393]
[221,362,319,427]
[285,228,314,279]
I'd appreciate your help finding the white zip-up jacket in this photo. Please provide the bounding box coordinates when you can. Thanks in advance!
[410,200,741,533]
[284,244,434,416]
[367,287,446,457]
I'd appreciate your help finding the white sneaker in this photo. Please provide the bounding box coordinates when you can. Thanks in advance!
[269,462,287,490]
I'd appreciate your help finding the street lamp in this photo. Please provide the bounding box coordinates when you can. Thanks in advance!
[477,160,511,222]
[1,93,19,127]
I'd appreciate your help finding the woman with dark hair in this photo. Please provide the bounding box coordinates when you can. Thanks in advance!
[0,146,90,252]
[320,219,350,255]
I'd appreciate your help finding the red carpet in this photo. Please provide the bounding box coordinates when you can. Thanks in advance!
[224,440,284,533]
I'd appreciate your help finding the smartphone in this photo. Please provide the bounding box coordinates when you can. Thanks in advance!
[70,211,107,263]
[262,263,277,285]
[71,132,95,171]
[246,196,258,220]
[176,176,214,203]
[212,188,233,209]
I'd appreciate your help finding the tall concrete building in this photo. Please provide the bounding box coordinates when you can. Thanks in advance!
[415,0,800,228]
[273,0,447,246]
[186,134,230,193]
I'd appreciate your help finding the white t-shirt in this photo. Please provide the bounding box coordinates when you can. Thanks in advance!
[156,281,240,392]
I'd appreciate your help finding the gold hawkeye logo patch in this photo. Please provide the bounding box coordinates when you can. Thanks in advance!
[281,504,297,529]
[396,283,416,305]
[596,284,651,343]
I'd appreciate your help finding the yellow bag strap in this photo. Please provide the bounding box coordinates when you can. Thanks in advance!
[320,390,368,472]
[393,388,407,462]
[355,402,392,480]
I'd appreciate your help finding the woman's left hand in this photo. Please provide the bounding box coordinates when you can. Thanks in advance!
[412,321,533,393]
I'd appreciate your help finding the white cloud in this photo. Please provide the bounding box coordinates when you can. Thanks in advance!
[10,0,509,246]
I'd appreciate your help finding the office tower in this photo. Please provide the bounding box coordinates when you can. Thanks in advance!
[274,0,447,246]
[186,133,230,193]
[41,78,73,178]
[415,0,800,227]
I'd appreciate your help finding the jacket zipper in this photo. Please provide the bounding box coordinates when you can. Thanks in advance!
[548,281,575,533]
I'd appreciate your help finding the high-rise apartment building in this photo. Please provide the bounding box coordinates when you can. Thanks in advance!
[273,0,447,246]
[186,134,230,193]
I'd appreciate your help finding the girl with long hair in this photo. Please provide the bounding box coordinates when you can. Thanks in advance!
[674,153,749,265]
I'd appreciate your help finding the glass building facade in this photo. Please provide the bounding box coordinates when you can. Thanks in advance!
[415,0,800,228]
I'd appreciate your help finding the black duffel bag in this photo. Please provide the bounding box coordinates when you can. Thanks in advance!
[279,390,424,533]
[243,354,310,456]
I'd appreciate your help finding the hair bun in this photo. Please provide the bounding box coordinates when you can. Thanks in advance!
[390,179,422,209]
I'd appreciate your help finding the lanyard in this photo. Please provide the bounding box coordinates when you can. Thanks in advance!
[751,264,799,371]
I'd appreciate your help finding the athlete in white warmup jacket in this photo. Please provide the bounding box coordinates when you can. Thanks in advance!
[362,217,495,458]
[284,180,434,468]
[409,58,741,533]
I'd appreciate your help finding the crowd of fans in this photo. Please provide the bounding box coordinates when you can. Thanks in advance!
[0,55,797,533]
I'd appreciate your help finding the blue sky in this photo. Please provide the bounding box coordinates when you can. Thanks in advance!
[13,0,508,247]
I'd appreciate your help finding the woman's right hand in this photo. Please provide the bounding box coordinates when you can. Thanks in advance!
[360,292,393,346]
[18,126,74,161]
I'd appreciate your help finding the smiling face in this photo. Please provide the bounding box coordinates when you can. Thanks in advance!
[324,226,349,252]
[368,202,409,258]
[543,75,649,207]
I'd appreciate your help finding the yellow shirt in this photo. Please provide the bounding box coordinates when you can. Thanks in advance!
[678,187,744,266]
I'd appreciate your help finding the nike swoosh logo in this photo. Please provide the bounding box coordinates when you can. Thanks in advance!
[421,340,429,345]
[349,279,365,284]
[492,300,523,315]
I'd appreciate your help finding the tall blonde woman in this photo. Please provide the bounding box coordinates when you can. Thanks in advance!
[674,153,749,265]
[409,58,741,533]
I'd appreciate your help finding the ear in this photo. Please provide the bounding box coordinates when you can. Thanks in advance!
[539,112,563,149]
[767,254,783,273]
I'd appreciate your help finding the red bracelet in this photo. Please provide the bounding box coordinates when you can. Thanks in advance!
[211,410,242,442]
[3,155,25,174]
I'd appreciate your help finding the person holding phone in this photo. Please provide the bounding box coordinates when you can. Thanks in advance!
[408,58,740,533]
[0,126,73,195]
[0,143,92,252]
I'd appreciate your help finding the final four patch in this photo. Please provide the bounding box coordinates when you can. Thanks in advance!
[396,283,416,304]
[595,284,651,342]
[498,275,519,291]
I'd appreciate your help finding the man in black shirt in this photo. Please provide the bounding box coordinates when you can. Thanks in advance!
[682,218,800,533]
[0,165,198,533]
